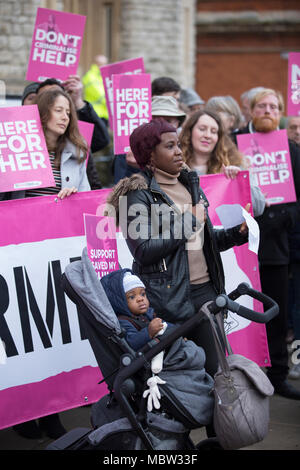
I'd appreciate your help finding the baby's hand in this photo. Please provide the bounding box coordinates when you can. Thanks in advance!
[148,317,164,338]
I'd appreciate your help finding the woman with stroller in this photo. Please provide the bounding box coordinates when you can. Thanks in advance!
[106,118,249,381]
[179,109,265,216]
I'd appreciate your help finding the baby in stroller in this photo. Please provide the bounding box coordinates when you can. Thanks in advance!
[100,268,215,422]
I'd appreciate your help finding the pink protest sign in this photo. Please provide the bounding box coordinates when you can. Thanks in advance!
[0,190,111,430]
[237,129,296,205]
[78,120,94,167]
[0,104,55,193]
[112,73,152,154]
[84,213,119,279]
[26,7,86,82]
[0,181,270,429]
[200,172,270,367]
[287,52,300,116]
[100,57,145,129]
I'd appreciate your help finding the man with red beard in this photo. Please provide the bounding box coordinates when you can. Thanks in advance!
[233,89,300,399]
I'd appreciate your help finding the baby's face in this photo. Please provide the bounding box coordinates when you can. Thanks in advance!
[126,287,149,316]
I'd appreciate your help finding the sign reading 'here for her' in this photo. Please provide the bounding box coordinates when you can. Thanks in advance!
[0,105,55,193]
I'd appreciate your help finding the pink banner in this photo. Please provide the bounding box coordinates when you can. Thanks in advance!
[112,73,152,154]
[0,105,55,192]
[200,171,270,366]
[84,214,118,279]
[0,190,110,430]
[0,176,270,429]
[77,120,94,167]
[237,129,296,205]
[100,57,145,129]
[287,52,300,116]
[26,7,86,82]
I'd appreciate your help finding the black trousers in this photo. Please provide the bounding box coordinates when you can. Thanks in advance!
[259,265,289,385]
[187,282,219,378]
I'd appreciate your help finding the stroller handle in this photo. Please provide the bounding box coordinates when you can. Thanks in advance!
[209,282,279,323]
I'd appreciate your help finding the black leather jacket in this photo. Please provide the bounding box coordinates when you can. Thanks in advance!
[119,168,248,323]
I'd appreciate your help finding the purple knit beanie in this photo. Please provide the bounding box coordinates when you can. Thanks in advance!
[129,118,176,169]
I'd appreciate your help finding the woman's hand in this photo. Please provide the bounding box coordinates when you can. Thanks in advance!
[63,75,85,110]
[57,186,78,200]
[239,203,251,234]
[222,164,241,179]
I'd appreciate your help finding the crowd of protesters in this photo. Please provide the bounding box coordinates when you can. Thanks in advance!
[1,63,300,443]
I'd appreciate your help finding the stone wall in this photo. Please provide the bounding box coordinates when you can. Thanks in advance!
[0,0,196,97]
[0,0,42,95]
[119,0,196,88]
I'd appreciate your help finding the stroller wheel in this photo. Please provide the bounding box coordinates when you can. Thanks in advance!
[196,437,224,451]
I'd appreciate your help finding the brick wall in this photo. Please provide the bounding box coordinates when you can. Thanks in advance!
[195,1,300,109]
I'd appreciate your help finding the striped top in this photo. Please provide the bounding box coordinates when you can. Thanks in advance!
[26,152,62,198]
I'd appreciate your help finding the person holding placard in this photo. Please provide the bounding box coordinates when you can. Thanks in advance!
[232,88,300,399]
[36,76,110,190]
[24,87,90,198]
[179,109,266,217]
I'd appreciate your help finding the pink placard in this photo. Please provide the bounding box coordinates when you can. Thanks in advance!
[0,104,55,192]
[200,172,270,367]
[100,57,145,129]
[287,52,300,116]
[78,120,94,167]
[112,73,152,154]
[0,180,270,429]
[0,190,110,430]
[26,7,86,82]
[84,213,119,279]
[237,129,296,205]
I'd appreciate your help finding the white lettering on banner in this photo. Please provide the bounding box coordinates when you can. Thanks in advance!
[245,150,290,186]
[35,29,81,47]
[32,29,80,67]
[0,236,94,390]
[32,48,76,67]
[115,86,150,137]
[0,234,130,391]
[0,121,46,173]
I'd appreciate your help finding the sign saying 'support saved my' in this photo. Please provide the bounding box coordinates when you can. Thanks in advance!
[237,129,296,205]
[84,213,119,279]
[100,57,145,129]
[112,73,152,154]
[0,105,55,193]
[26,7,86,82]
[287,52,300,117]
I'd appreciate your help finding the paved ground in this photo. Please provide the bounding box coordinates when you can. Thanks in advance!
[0,379,299,452]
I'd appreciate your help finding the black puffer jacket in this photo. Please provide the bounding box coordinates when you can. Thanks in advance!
[107,168,248,323]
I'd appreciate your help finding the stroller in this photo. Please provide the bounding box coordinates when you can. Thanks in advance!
[47,249,278,451]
